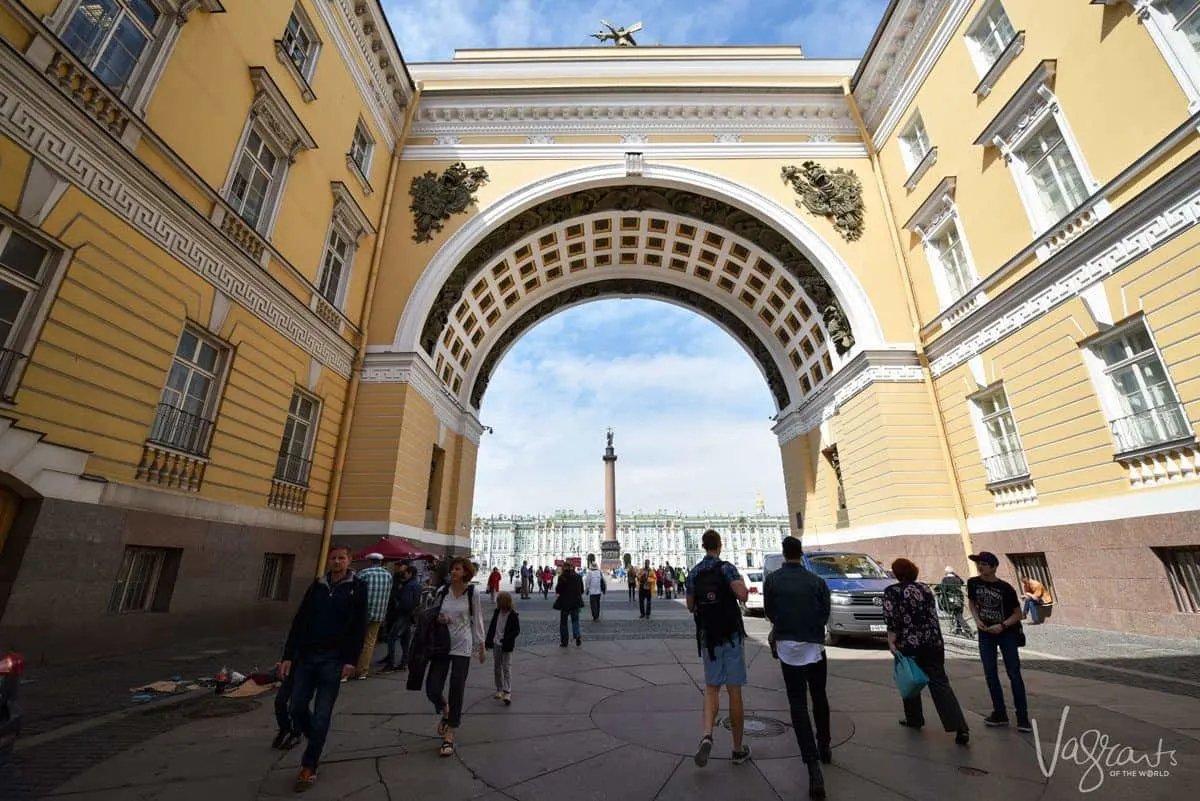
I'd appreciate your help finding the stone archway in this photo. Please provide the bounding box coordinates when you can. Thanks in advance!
[393,163,886,416]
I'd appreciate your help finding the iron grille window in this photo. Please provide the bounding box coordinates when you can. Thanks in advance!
[259,553,295,601]
[275,389,318,485]
[316,229,350,306]
[1092,321,1190,453]
[1007,552,1056,599]
[108,545,180,613]
[974,386,1030,483]
[0,225,53,399]
[1155,546,1200,613]
[150,328,223,455]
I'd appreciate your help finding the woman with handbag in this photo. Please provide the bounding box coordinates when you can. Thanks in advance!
[425,557,485,757]
[881,558,969,746]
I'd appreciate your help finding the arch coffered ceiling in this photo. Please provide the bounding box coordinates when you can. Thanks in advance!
[426,201,846,412]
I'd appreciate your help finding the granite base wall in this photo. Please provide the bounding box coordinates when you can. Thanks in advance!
[0,497,323,665]
[809,508,1200,640]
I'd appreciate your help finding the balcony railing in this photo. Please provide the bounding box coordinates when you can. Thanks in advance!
[147,403,214,457]
[0,347,28,401]
[1111,403,1192,454]
[274,451,312,487]
[983,448,1029,484]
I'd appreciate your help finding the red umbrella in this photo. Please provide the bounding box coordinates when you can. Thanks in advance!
[353,537,436,561]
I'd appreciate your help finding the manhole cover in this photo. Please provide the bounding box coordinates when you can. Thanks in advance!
[720,715,787,737]
[958,766,988,777]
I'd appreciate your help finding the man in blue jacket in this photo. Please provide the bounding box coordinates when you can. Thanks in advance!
[280,544,368,792]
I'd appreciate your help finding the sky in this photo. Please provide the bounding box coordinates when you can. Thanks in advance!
[381,1,890,516]
[384,0,890,62]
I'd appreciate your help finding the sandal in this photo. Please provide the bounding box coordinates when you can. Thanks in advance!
[439,739,455,757]
[436,717,450,737]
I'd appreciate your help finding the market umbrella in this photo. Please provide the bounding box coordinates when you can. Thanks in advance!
[353,537,436,561]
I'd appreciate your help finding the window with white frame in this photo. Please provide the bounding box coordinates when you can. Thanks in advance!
[898,113,932,174]
[1013,117,1091,228]
[281,6,319,79]
[316,228,351,307]
[350,121,373,178]
[275,389,318,486]
[1141,1,1200,105]
[924,220,977,304]
[972,386,1030,484]
[965,0,1018,75]
[1088,321,1192,453]
[0,223,60,399]
[228,129,282,232]
[149,327,225,456]
[60,0,162,93]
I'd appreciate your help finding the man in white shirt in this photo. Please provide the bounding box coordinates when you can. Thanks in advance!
[584,562,606,620]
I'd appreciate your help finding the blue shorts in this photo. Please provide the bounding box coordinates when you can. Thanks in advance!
[701,635,747,687]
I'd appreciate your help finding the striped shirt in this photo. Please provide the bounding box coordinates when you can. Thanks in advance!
[358,566,392,622]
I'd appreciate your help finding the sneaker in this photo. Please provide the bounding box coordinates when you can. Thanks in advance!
[502,692,512,706]
[1016,716,1033,733]
[955,729,970,746]
[494,691,504,700]
[294,767,317,792]
[732,744,752,765]
[575,637,582,647]
[984,712,1009,727]
[693,735,713,767]
[807,761,826,799]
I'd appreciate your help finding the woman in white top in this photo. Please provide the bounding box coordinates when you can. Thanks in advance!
[427,557,485,757]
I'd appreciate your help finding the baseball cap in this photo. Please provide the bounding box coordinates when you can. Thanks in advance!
[968,551,999,567]
[365,552,385,561]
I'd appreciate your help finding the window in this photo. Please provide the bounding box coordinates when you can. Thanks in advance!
[316,229,350,307]
[108,545,182,613]
[275,390,318,486]
[965,0,1017,75]
[926,222,975,302]
[898,113,932,174]
[1013,118,1090,228]
[1141,1,1200,108]
[228,129,281,232]
[972,386,1029,483]
[1089,321,1191,453]
[281,7,317,79]
[0,226,54,397]
[350,122,373,178]
[149,328,224,456]
[259,553,295,601]
[60,0,160,93]
[1006,552,1055,600]
[1154,545,1200,613]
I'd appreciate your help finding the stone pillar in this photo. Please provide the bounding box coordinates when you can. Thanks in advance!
[600,428,621,571]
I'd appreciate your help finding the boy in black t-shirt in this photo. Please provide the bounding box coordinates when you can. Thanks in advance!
[966,552,1030,731]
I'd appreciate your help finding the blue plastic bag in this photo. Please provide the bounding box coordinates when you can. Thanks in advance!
[893,654,929,699]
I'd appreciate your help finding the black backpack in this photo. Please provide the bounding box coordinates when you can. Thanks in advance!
[692,561,743,659]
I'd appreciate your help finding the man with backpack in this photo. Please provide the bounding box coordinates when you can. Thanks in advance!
[382,564,422,672]
[686,529,751,768]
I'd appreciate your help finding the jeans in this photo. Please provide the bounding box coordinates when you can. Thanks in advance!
[978,628,1028,718]
[288,652,344,770]
[273,671,295,734]
[589,594,601,620]
[628,585,635,601]
[639,589,652,617]
[493,651,512,693]
[1023,597,1044,623]
[426,655,471,728]
[560,607,581,644]
[385,619,412,668]
[780,653,830,764]
[899,644,967,732]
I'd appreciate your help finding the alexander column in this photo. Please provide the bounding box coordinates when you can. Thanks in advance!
[600,428,621,571]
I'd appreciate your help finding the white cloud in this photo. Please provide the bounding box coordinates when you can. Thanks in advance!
[473,300,788,516]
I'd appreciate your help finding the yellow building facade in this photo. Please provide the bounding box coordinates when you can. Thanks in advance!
[0,0,1197,660]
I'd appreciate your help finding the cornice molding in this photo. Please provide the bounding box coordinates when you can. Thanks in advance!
[330,0,412,109]
[904,176,957,233]
[401,142,869,161]
[330,180,375,242]
[408,56,855,84]
[410,92,858,137]
[975,61,1058,151]
[854,0,946,129]
[927,152,1200,376]
[0,44,354,377]
[773,349,923,443]
[248,66,318,162]
[360,351,481,441]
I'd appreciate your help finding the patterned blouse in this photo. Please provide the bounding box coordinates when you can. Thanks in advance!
[882,581,944,651]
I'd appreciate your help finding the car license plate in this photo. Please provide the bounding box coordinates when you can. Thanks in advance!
[869,624,887,633]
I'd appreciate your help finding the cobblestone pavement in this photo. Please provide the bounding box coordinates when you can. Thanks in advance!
[25,591,1200,801]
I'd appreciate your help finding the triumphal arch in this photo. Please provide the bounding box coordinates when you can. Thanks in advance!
[333,45,952,566]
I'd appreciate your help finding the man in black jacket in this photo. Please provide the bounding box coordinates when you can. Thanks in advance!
[280,544,368,792]
[763,536,832,799]
[382,565,421,671]
[555,562,584,647]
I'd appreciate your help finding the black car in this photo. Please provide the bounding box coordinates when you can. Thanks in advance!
[0,651,23,759]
